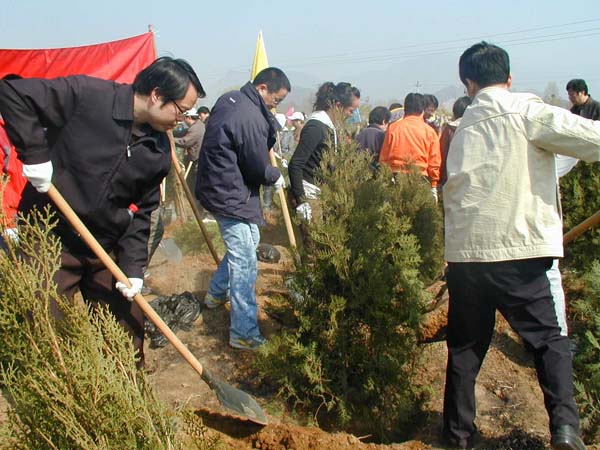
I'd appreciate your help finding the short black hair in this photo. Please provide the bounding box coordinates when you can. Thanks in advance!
[452,96,472,119]
[389,102,403,110]
[197,106,210,115]
[459,41,510,88]
[424,94,439,109]
[252,67,291,93]
[403,93,425,115]
[566,79,588,95]
[133,57,205,102]
[368,106,391,125]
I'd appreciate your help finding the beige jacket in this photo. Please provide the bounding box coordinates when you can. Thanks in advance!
[443,86,600,262]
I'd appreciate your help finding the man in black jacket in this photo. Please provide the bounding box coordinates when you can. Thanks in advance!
[566,78,600,120]
[355,106,391,161]
[197,67,289,350]
[0,57,204,366]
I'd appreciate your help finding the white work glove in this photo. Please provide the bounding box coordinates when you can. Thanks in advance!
[281,158,289,168]
[431,187,438,203]
[296,202,312,222]
[115,278,144,301]
[273,174,286,190]
[22,161,53,193]
[2,227,19,244]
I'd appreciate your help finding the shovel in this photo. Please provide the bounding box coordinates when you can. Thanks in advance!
[47,184,268,425]
[269,149,296,248]
[167,133,221,265]
[563,208,600,245]
[156,237,183,264]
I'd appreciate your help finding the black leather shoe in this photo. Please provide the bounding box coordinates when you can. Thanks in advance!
[551,425,587,450]
[441,428,480,449]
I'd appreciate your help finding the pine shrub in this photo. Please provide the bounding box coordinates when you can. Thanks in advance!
[0,208,216,450]
[572,260,600,443]
[171,220,224,256]
[256,128,444,441]
[560,162,600,272]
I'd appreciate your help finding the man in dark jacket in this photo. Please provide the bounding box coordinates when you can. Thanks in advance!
[566,78,600,120]
[174,107,206,203]
[0,57,204,367]
[197,67,289,350]
[355,106,391,161]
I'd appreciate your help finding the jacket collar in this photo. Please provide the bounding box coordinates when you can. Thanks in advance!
[112,83,167,149]
[240,81,278,136]
[112,83,135,121]
[473,85,508,100]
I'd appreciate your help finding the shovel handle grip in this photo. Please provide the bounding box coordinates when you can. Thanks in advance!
[47,184,205,377]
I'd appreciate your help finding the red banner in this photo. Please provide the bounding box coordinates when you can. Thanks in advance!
[0,32,156,83]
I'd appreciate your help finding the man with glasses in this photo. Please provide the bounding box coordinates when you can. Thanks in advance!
[197,67,290,351]
[0,57,204,368]
[566,78,600,120]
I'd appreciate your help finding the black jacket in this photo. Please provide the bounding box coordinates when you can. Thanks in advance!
[288,119,333,203]
[355,124,385,159]
[570,96,600,120]
[0,76,170,278]
[196,82,280,224]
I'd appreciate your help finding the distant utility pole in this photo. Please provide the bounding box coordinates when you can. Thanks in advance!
[415,81,422,93]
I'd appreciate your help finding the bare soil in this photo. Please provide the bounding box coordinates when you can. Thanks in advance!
[2,216,598,449]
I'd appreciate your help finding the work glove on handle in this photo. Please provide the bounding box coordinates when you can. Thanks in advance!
[115,277,144,301]
[273,174,286,190]
[22,161,53,193]
[296,202,312,222]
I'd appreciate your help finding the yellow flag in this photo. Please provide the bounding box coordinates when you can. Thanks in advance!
[250,30,269,81]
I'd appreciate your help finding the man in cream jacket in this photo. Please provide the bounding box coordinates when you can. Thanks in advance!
[442,41,599,450]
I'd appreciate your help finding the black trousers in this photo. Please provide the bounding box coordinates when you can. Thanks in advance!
[53,251,145,367]
[443,258,579,447]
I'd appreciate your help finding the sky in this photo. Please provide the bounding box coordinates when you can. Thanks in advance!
[2,0,600,109]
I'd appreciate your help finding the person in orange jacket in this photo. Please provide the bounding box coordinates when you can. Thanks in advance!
[379,92,441,200]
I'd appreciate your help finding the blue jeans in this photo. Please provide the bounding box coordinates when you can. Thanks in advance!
[208,214,261,340]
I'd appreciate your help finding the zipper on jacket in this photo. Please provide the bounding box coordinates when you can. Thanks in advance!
[127,145,131,158]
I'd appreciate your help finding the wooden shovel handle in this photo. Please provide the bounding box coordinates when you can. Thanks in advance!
[563,209,600,245]
[47,184,206,377]
[168,133,221,265]
[269,149,296,248]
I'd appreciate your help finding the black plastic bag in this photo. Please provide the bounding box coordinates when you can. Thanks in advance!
[145,291,202,348]
[256,243,281,263]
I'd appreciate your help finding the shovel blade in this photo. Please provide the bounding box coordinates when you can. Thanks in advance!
[200,368,268,425]
[157,238,183,263]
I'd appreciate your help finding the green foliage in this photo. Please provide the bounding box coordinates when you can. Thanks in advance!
[0,208,217,450]
[560,162,600,272]
[171,220,224,256]
[572,260,600,443]
[256,130,444,441]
